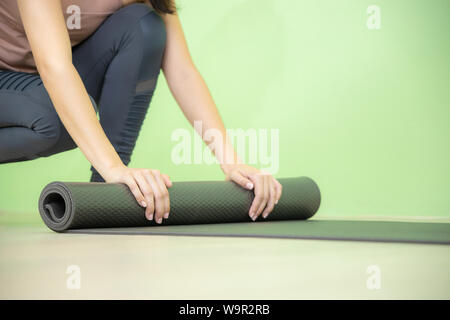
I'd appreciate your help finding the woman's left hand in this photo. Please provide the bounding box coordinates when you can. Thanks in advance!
[222,164,282,221]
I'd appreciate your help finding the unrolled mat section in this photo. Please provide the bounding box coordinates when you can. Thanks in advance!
[39,177,321,232]
[68,220,450,245]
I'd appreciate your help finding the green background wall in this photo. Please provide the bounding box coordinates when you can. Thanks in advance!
[1,0,449,224]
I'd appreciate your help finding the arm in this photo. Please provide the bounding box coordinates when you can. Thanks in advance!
[160,13,282,219]
[18,0,171,223]
[160,13,237,168]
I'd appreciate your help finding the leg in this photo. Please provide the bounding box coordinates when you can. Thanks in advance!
[0,69,99,163]
[0,4,165,172]
[72,4,166,181]
[0,70,76,163]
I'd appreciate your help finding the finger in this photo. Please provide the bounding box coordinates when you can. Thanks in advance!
[152,170,170,219]
[253,175,270,220]
[162,174,173,188]
[274,179,282,204]
[248,174,264,221]
[134,172,155,221]
[231,171,254,190]
[125,177,146,209]
[144,171,165,224]
[262,179,277,219]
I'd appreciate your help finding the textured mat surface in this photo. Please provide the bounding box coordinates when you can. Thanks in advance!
[39,177,321,232]
[68,220,450,245]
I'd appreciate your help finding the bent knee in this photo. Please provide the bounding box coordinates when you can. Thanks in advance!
[33,112,76,157]
[135,9,167,86]
[132,15,167,79]
[32,112,63,150]
[111,4,167,60]
[139,10,167,54]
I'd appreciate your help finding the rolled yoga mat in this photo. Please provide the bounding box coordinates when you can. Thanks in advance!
[39,177,321,232]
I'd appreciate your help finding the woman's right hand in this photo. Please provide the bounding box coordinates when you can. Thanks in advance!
[102,166,172,224]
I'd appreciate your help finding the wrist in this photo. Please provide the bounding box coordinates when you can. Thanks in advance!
[96,159,124,179]
[220,161,243,176]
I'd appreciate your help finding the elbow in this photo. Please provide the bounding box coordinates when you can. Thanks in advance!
[36,58,74,83]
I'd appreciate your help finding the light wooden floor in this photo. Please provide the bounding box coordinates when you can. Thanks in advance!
[1,224,449,299]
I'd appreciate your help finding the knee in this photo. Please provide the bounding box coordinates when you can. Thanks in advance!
[112,4,166,63]
[37,95,96,156]
[33,112,75,157]
[138,10,167,59]
[34,112,61,148]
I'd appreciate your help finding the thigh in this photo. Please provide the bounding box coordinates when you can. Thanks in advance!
[0,70,64,162]
[0,70,82,159]
[0,70,51,127]
[1,69,97,128]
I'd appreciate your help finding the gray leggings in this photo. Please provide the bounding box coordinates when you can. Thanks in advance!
[0,4,166,182]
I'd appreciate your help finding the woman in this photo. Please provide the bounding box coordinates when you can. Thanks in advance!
[0,0,282,224]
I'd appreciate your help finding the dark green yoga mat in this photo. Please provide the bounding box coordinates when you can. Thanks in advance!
[39,177,320,232]
[38,177,450,244]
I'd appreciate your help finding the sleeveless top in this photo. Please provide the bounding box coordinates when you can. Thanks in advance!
[0,0,124,73]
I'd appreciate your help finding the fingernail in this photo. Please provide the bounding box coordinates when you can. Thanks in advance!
[275,200,278,204]
[246,182,254,190]
[252,215,257,221]
[157,218,162,224]
[164,213,169,219]
[141,201,147,207]
[263,213,268,219]
[249,212,254,219]
[149,214,153,221]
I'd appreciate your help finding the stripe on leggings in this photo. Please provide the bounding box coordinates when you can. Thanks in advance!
[0,70,42,91]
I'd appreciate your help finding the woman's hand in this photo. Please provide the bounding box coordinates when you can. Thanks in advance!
[102,166,172,224]
[222,164,282,221]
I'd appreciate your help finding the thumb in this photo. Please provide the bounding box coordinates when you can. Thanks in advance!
[231,171,254,190]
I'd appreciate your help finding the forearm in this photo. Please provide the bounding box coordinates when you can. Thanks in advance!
[41,64,123,176]
[164,65,240,170]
